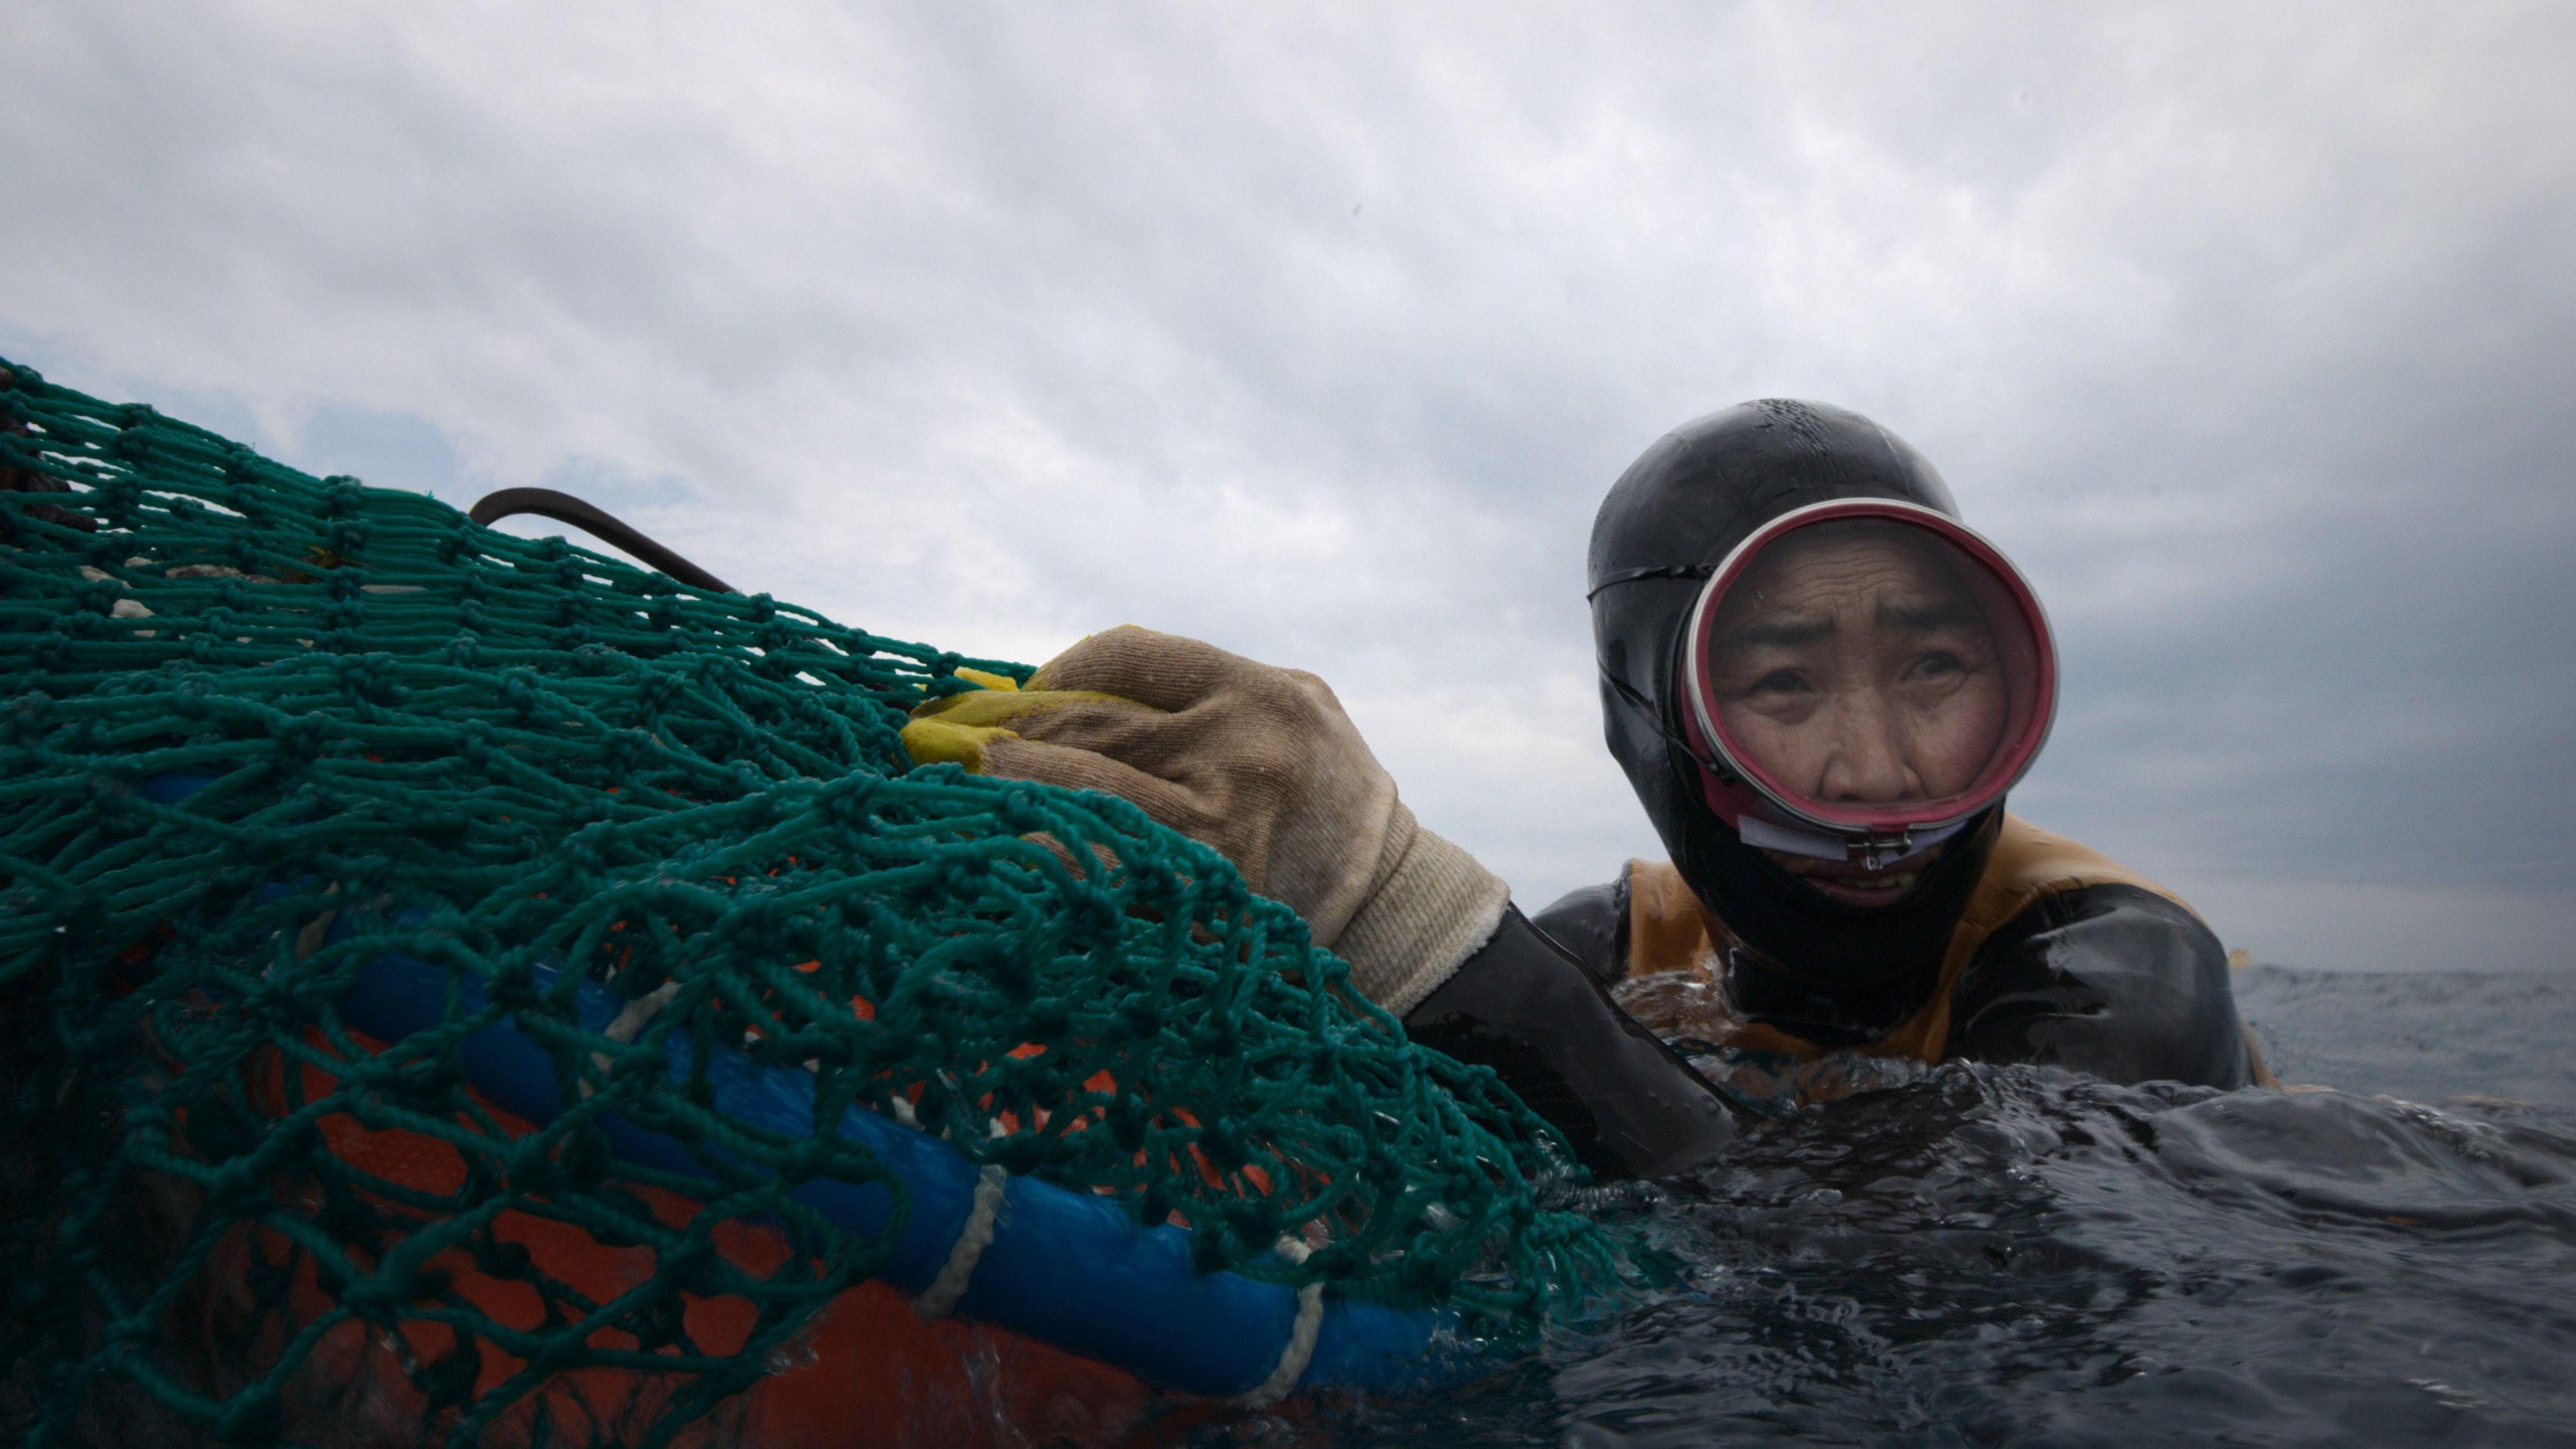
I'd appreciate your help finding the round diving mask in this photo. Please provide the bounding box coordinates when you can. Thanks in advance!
[1678,499,2057,871]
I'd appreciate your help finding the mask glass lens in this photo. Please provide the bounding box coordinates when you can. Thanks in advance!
[1693,513,2050,830]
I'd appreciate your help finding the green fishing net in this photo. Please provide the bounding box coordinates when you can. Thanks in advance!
[0,358,1623,1446]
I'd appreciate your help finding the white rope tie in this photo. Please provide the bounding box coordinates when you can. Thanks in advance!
[913,1164,1008,1320]
[1234,1238,1326,1407]
[602,980,682,1044]
[582,979,682,1099]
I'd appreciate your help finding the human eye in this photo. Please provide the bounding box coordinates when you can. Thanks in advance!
[1748,667,1814,698]
[1906,651,1965,680]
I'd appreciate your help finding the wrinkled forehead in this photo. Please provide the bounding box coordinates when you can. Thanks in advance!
[1713,519,1991,637]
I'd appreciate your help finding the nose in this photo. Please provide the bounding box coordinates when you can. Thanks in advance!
[1815,688,1922,803]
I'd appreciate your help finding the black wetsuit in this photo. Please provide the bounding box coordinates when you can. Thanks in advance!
[1403,905,1748,1181]
[1529,817,2259,1091]
[1403,817,2258,1181]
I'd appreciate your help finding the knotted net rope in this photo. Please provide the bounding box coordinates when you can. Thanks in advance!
[0,359,1623,1446]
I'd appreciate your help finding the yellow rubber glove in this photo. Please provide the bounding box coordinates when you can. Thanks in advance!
[902,627,1509,1016]
[899,676,1138,771]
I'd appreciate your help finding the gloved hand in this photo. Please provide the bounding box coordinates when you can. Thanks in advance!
[902,627,1509,1016]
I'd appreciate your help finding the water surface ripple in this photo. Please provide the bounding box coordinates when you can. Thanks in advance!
[1302,967,2576,1448]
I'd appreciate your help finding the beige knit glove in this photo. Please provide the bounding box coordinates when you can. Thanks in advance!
[902,627,1509,1016]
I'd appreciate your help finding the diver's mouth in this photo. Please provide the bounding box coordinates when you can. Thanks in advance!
[1764,851,1926,907]
[1799,870,1919,907]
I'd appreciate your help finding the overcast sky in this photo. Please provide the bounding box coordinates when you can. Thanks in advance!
[7,3,2572,971]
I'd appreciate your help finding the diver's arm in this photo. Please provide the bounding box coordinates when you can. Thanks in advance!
[1943,883,2255,1089]
[928,629,1745,1172]
[1404,905,1746,1180]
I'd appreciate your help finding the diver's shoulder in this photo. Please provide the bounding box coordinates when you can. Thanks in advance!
[1949,829,2256,1089]
[1984,814,2195,916]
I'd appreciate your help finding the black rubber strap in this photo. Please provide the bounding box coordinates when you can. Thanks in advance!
[468,486,737,595]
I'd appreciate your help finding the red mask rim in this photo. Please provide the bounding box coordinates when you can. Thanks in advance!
[1678,498,2058,858]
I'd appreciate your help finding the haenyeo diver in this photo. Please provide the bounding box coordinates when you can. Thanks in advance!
[901,400,2273,1179]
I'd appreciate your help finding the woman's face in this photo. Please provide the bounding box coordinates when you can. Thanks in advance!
[1703,525,2008,816]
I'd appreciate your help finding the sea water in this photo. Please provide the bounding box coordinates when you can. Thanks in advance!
[1295,967,2576,1448]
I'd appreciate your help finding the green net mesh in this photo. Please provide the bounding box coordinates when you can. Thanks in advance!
[0,359,1625,1446]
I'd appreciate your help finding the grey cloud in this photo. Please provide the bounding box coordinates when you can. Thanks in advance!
[5,1,2572,967]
